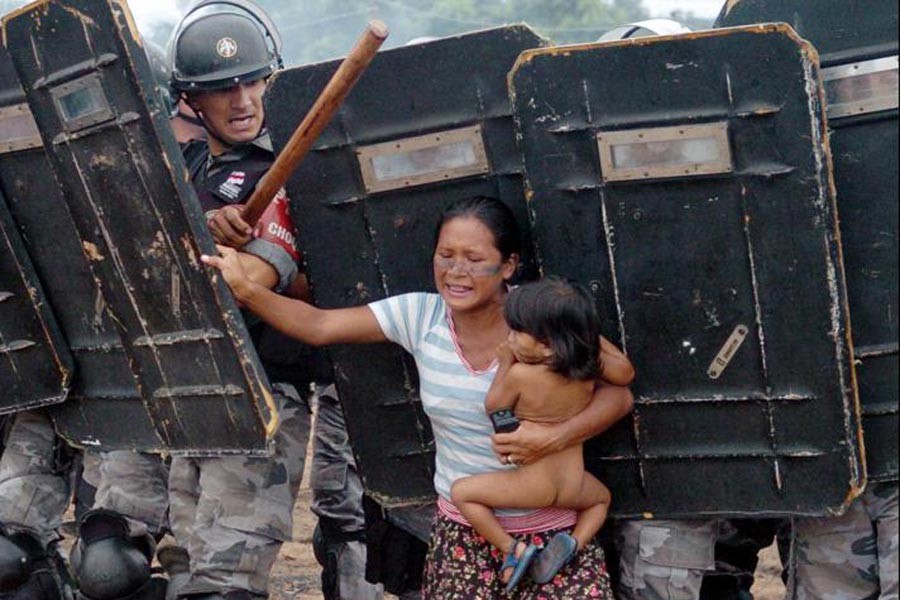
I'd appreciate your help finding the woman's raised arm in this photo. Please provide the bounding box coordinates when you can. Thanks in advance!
[203,246,387,346]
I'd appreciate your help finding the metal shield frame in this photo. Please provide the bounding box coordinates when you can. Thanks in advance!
[717,0,898,483]
[510,24,863,517]
[265,25,549,505]
[3,0,277,455]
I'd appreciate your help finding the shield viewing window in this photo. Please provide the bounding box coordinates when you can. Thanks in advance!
[822,55,899,119]
[0,103,42,153]
[50,73,114,132]
[597,122,733,182]
[356,125,490,193]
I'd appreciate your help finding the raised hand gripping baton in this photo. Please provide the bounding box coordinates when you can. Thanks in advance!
[241,20,389,227]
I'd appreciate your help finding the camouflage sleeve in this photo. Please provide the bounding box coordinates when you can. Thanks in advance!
[244,187,299,292]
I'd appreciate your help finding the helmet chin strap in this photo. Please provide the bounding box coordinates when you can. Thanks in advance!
[183,94,236,154]
[197,109,232,152]
[175,108,205,128]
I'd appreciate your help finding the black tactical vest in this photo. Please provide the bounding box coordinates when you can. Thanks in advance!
[183,139,333,392]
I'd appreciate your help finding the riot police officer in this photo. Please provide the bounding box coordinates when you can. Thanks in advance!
[169,3,381,598]
[64,3,314,599]
[63,41,222,600]
[163,2,314,598]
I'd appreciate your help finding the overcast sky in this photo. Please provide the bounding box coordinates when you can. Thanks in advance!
[127,0,726,30]
[0,0,728,25]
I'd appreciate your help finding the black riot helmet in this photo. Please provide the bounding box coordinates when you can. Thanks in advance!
[169,0,283,92]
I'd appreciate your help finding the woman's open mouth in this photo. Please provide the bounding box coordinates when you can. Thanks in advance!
[444,283,473,298]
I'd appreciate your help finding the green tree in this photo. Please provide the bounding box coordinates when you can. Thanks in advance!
[485,0,649,43]
[254,0,650,65]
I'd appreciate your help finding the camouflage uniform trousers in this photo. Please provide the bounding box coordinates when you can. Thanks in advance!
[89,449,169,538]
[0,409,70,546]
[311,384,382,600]
[788,481,899,600]
[167,383,311,597]
[616,519,718,600]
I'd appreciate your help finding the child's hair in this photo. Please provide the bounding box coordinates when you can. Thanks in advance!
[505,277,601,380]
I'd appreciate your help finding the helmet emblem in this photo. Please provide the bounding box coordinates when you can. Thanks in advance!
[216,37,238,58]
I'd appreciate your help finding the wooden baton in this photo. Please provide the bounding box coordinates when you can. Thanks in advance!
[242,20,389,227]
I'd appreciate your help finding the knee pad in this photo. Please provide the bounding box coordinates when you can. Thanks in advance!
[0,524,69,600]
[70,510,156,600]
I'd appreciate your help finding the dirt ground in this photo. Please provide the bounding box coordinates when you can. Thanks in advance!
[269,464,788,599]
[751,543,787,600]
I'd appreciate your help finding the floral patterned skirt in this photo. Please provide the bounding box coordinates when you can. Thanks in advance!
[422,513,614,599]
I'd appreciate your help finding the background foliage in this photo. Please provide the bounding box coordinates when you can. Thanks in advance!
[120,0,713,66]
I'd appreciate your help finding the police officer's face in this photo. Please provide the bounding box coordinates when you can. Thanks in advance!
[189,79,266,147]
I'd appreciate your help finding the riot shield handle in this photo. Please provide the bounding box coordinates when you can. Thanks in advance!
[242,20,390,227]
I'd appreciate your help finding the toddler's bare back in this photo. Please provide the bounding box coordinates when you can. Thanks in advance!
[509,363,594,424]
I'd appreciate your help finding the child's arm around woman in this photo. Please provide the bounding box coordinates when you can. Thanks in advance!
[599,335,635,386]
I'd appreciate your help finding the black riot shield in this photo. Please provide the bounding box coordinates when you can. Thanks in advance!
[2,0,276,455]
[265,26,548,504]
[0,42,156,448]
[510,25,862,516]
[0,187,72,414]
[716,0,899,484]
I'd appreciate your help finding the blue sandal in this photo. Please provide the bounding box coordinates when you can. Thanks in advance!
[529,532,578,584]
[502,542,539,593]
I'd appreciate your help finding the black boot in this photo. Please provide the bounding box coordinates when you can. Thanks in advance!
[0,522,72,600]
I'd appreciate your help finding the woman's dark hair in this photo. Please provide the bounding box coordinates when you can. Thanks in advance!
[433,196,521,261]
[505,278,601,380]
